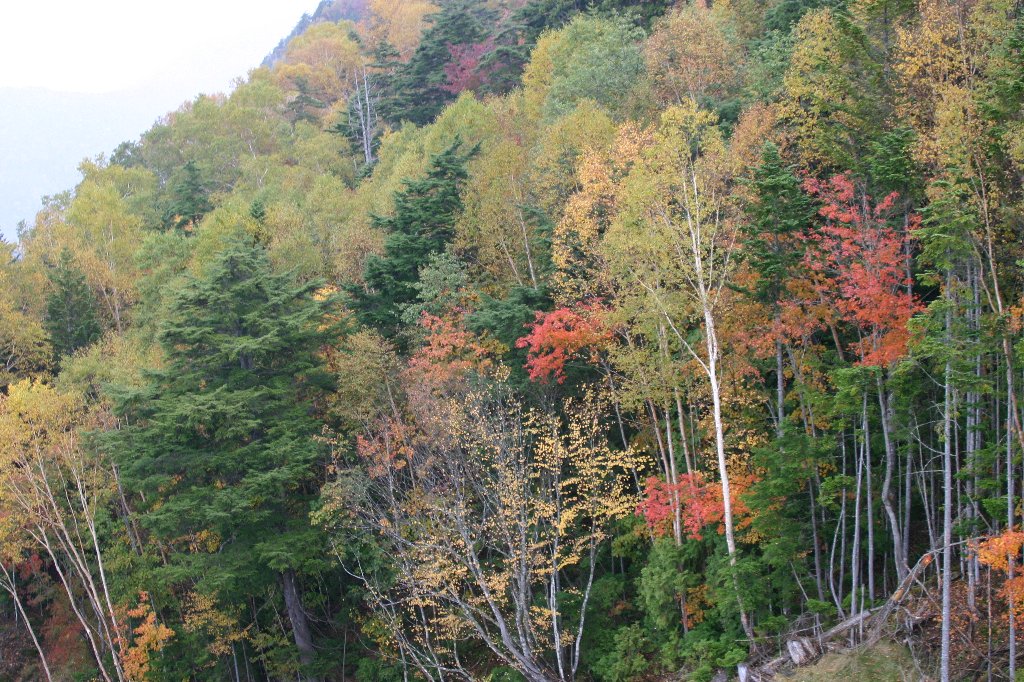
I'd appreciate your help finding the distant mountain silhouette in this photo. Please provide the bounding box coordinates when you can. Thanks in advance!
[262,0,370,67]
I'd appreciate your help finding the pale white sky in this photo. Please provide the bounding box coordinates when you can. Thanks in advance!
[0,0,316,95]
[0,0,319,239]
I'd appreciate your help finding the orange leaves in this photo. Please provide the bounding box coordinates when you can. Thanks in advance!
[516,304,610,384]
[120,592,174,681]
[974,531,1024,626]
[356,418,415,479]
[405,312,497,391]
[975,531,1024,574]
[802,173,922,366]
[685,584,711,629]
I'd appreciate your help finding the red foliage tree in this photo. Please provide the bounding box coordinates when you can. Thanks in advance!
[515,305,610,384]
[443,38,496,94]
[639,471,758,541]
[802,173,921,366]
[638,474,723,540]
[406,312,494,387]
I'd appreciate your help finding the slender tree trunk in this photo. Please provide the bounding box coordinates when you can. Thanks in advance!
[776,338,786,438]
[940,278,954,682]
[647,400,682,544]
[862,398,876,603]
[903,447,912,569]
[852,432,864,619]
[704,311,754,642]
[0,566,53,682]
[809,478,826,601]
[1008,395,1016,682]
[674,389,694,476]
[510,175,539,289]
[877,375,909,581]
[282,570,321,682]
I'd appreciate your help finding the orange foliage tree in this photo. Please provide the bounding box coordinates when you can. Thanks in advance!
[516,304,610,384]
[802,173,922,367]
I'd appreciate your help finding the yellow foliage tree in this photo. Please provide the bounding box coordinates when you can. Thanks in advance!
[644,4,743,106]
[0,380,126,682]
[362,0,438,58]
[330,380,637,682]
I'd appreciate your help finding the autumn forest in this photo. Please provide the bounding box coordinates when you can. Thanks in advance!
[1,0,1023,679]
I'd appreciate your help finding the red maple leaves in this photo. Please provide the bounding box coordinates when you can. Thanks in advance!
[802,173,921,366]
[515,304,610,384]
[443,38,496,94]
[638,474,723,540]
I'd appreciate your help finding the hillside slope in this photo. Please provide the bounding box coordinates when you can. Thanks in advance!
[0,0,1021,681]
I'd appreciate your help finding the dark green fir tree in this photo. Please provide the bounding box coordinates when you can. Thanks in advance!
[741,142,815,437]
[163,160,213,231]
[381,1,491,125]
[109,236,336,680]
[348,138,476,341]
[44,248,102,358]
[741,142,815,308]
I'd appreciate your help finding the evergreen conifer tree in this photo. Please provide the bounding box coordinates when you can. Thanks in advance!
[381,2,490,125]
[163,160,213,231]
[348,138,476,340]
[109,236,335,680]
[742,142,815,307]
[741,142,815,437]
[44,248,102,358]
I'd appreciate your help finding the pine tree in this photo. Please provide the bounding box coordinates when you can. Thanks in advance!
[348,138,476,340]
[380,1,491,125]
[163,160,213,231]
[109,236,336,680]
[44,249,102,358]
[742,142,815,308]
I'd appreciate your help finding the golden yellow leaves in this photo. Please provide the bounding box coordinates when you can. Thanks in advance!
[276,21,365,114]
[644,4,742,106]
[893,0,982,170]
[183,590,248,659]
[551,119,653,303]
[120,592,174,681]
[349,378,639,672]
[362,0,438,59]
[0,298,51,392]
[778,9,878,170]
[0,381,88,496]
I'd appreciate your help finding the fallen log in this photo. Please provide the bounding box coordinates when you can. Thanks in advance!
[738,548,941,681]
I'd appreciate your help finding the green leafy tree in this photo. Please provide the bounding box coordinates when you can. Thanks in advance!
[44,249,102,359]
[524,14,646,122]
[109,236,336,680]
[348,139,475,340]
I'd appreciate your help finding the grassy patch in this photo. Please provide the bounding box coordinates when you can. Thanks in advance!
[785,641,923,681]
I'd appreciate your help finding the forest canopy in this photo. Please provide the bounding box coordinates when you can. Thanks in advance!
[1,0,1024,680]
